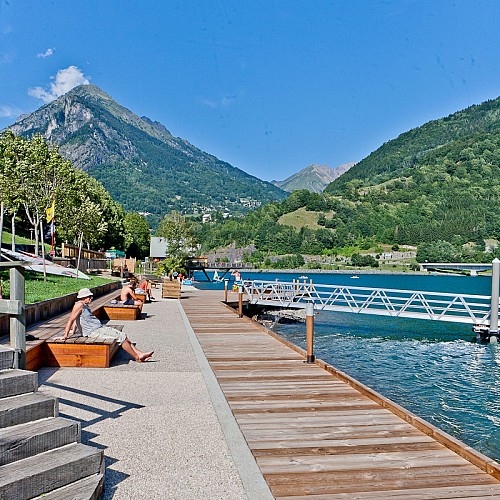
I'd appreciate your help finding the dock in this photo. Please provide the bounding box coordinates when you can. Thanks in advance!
[182,288,500,498]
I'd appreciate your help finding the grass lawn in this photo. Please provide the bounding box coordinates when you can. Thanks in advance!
[0,271,117,304]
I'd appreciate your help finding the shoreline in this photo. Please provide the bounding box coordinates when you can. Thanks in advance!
[241,268,464,276]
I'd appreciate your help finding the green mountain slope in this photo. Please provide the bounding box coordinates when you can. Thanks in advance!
[322,97,500,246]
[326,97,500,193]
[8,85,286,223]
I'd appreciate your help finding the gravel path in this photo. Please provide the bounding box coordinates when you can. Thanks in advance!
[38,286,270,499]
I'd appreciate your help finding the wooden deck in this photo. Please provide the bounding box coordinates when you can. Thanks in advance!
[182,289,500,499]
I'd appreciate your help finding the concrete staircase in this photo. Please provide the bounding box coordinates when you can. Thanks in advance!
[0,346,104,499]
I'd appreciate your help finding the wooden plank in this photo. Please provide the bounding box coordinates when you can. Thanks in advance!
[101,306,140,320]
[44,343,111,368]
[0,299,22,315]
[181,288,500,498]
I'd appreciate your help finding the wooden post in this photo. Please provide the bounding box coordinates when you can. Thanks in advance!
[305,301,315,363]
[10,265,26,369]
[490,258,500,337]
[238,286,244,318]
[224,279,229,303]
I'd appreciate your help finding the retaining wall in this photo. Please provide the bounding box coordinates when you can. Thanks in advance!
[0,280,121,337]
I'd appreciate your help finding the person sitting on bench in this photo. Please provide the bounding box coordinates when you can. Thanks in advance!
[121,279,143,306]
[139,278,153,301]
[54,288,153,363]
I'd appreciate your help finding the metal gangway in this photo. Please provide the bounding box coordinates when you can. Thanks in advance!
[241,260,500,340]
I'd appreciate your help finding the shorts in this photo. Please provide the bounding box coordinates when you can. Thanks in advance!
[123,298,135,305]
[87,326,126,344]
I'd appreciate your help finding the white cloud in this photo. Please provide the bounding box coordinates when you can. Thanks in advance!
[0,104,21,118]
[28,65,90,104]
[200,93,239,109]
[37,48,54,58]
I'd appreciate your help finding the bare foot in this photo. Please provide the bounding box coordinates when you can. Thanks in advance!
[136,351,154,362]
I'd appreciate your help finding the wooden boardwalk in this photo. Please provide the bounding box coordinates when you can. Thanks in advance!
[181,289,500,499]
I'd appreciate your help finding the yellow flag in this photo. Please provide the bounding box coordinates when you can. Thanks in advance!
[46,198,55,223]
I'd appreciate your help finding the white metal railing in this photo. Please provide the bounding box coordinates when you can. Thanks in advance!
[241,279,496,327]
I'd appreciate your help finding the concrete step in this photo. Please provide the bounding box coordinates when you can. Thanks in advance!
[0,442,104,500]
[33,472,104,500]
[0,392,57,429]
[0,369,38,398]
[0,347,14,370]
[0,417,80,466]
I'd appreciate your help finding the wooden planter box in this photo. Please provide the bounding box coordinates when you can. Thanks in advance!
[162,281,181,299]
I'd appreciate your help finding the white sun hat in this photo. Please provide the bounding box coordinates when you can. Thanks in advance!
[77,288,94,299]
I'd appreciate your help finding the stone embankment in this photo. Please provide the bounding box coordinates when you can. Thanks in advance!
[254,307,307,328]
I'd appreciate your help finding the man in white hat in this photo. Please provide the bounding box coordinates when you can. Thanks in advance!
[55,288,153,363]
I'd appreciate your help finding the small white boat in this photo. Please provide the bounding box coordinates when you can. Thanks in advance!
[350,275,360,279]
[299,275,308,279]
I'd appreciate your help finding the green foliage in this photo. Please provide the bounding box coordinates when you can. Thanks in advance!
[350,253,379,267]
[156,211,195,259]
[123,212,150,258]
[0,131,126,251]
[269,254,305,269]
[156,256,187,276]
[196,92,500,263]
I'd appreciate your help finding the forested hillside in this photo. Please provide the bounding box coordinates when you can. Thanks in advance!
[197,97,500,263]
[326,97,500,192]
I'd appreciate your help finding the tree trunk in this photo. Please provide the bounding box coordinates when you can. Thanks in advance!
[11,212,16,252]
[34,224,39,256]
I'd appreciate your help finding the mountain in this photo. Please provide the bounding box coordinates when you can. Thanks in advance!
[323,96,500,246]
[7,84,286,223]
[196,96,500,259]
[326,97,500,194]
[272,163,355,193]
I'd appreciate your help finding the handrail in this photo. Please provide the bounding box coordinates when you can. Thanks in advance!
[241,279,495,327]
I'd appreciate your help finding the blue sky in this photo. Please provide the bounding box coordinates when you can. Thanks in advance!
[0,0,499,182]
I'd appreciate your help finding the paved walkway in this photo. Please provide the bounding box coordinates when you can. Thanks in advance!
[39,286,271,499]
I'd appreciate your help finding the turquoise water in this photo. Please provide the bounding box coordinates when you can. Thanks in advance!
[195,270,500,461]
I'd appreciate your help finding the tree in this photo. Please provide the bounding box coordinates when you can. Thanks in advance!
[0,131,26,251]
[124,212,150,258]
[56,169,125,250]
[14,134,73,254]
[156,211,196,259]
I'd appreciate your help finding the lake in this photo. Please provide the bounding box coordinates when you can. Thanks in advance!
[194,270,500,461]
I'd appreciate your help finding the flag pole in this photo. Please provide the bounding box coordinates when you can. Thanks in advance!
[39,220,47,282]
[76,232,83,279]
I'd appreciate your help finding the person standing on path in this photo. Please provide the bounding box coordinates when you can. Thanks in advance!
[55,288,153,362]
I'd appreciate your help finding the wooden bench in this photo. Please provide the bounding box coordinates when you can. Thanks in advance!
[97,303,142,321]
[2,289,124,370]
[44,325,124,369]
